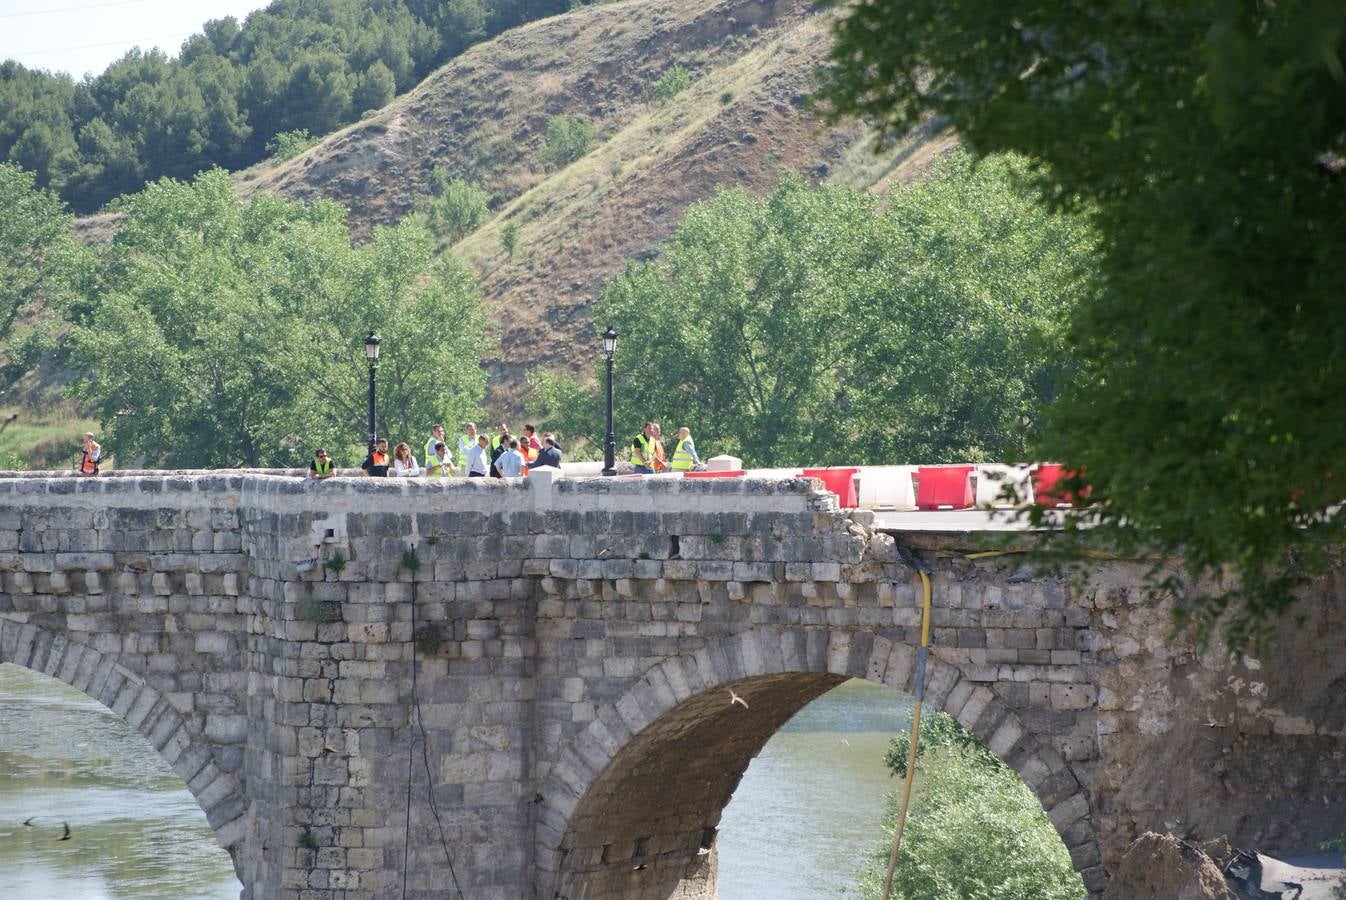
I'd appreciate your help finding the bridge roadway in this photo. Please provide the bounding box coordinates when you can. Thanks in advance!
[0,468,1339,899]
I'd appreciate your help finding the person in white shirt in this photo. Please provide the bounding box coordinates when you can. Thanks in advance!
[496,439,525,477]
[391,442,421,477]
[466,434,490,477]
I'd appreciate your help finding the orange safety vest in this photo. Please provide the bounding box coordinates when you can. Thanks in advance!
[79,449,99,475]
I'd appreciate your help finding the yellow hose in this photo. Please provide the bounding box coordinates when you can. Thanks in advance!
[882,568,932,900]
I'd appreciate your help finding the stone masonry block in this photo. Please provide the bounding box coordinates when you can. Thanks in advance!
[1050,684,1096,710]
[1047,792,1090,831]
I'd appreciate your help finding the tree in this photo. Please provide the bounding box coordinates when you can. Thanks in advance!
[653,65,691,104]
[537,115,594,170]
[499,219,520,257]
[418,168,489,241]
[353,61,397,114]
[0,0,588,213]
[283,51,355,136]
[816,0,1346,645]
[0,164,90,388]
[540,157,1091,467]
[857,710,1083,900]
[266,128,317,162]
[70,169,493,468]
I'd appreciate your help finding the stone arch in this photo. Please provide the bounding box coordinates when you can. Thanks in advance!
[537,626,1099,899]
[0,618,251,886]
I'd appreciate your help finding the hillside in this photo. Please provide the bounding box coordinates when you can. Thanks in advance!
[96,0,952,413]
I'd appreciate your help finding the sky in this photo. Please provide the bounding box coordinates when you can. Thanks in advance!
[0,0,271,80]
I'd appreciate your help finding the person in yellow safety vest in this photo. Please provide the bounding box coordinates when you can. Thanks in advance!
[425,424,450,472]
[426,441,456,478]
[308,448,335,479]
[632,422,656,474]
[490,423,509,453]
[458,423,478,468]
[670,427,700,471]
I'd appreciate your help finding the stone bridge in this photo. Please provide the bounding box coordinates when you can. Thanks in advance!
[0,470,1342,899]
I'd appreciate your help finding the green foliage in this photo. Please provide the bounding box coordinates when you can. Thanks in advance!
[401,549,421,571]
[534,155,1093,467]
[70,169,494,468]
[297,827,318,849]
[418,168,489,241]
[353,61,397,115]
[323,551,347,576]
[500,220,521,258]
[858,726,1084,900]
[0,0,572,212]
[884,709,999,779]
[523,368,599,458]
[817,0,1346,646]
[0,164,92,390]
[718,90,734,105]
[0,403,100,472]
[654,65,691,104]
[265,129,317,163]
[537,115,594,170]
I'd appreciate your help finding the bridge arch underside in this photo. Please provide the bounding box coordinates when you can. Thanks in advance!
[553,672,847,900]
[542,630,1102,900]
[0,619,249,889]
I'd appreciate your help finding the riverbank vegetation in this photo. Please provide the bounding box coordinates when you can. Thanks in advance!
[857,710,1084,900]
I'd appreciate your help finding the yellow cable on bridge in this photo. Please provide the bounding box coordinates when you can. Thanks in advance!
[881,567,932,900]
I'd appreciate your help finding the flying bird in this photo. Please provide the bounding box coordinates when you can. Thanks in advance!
[22,817,34,827]
[58,822,71,841]
[728,689,749,710]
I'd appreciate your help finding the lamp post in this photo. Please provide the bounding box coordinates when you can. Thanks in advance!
[364,332,381,452]
[601,326,618,476]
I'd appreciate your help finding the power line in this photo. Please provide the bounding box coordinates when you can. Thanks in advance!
[0,0,156,20]
[8,31,195,59]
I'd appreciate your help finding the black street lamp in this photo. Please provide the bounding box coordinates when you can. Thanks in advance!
[601,326,618,476]
[364,332,381,452]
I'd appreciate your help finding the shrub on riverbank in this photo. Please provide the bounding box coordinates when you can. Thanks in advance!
[857,710,1084,900]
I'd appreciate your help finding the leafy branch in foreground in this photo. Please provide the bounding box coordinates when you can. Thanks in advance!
[817,0,1346,647]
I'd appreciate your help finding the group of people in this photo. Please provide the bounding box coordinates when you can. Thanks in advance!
[631,422,701,473]
[309,422,562,480]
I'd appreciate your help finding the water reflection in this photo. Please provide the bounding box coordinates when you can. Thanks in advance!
[0,663,240,899]
[717,679,910,899]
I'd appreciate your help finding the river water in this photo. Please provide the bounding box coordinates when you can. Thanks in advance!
[0,665,905,899]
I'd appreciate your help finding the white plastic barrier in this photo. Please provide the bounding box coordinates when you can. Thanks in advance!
[856,466,917,511]
[974,464,1034,508]
[705,454,743,472]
